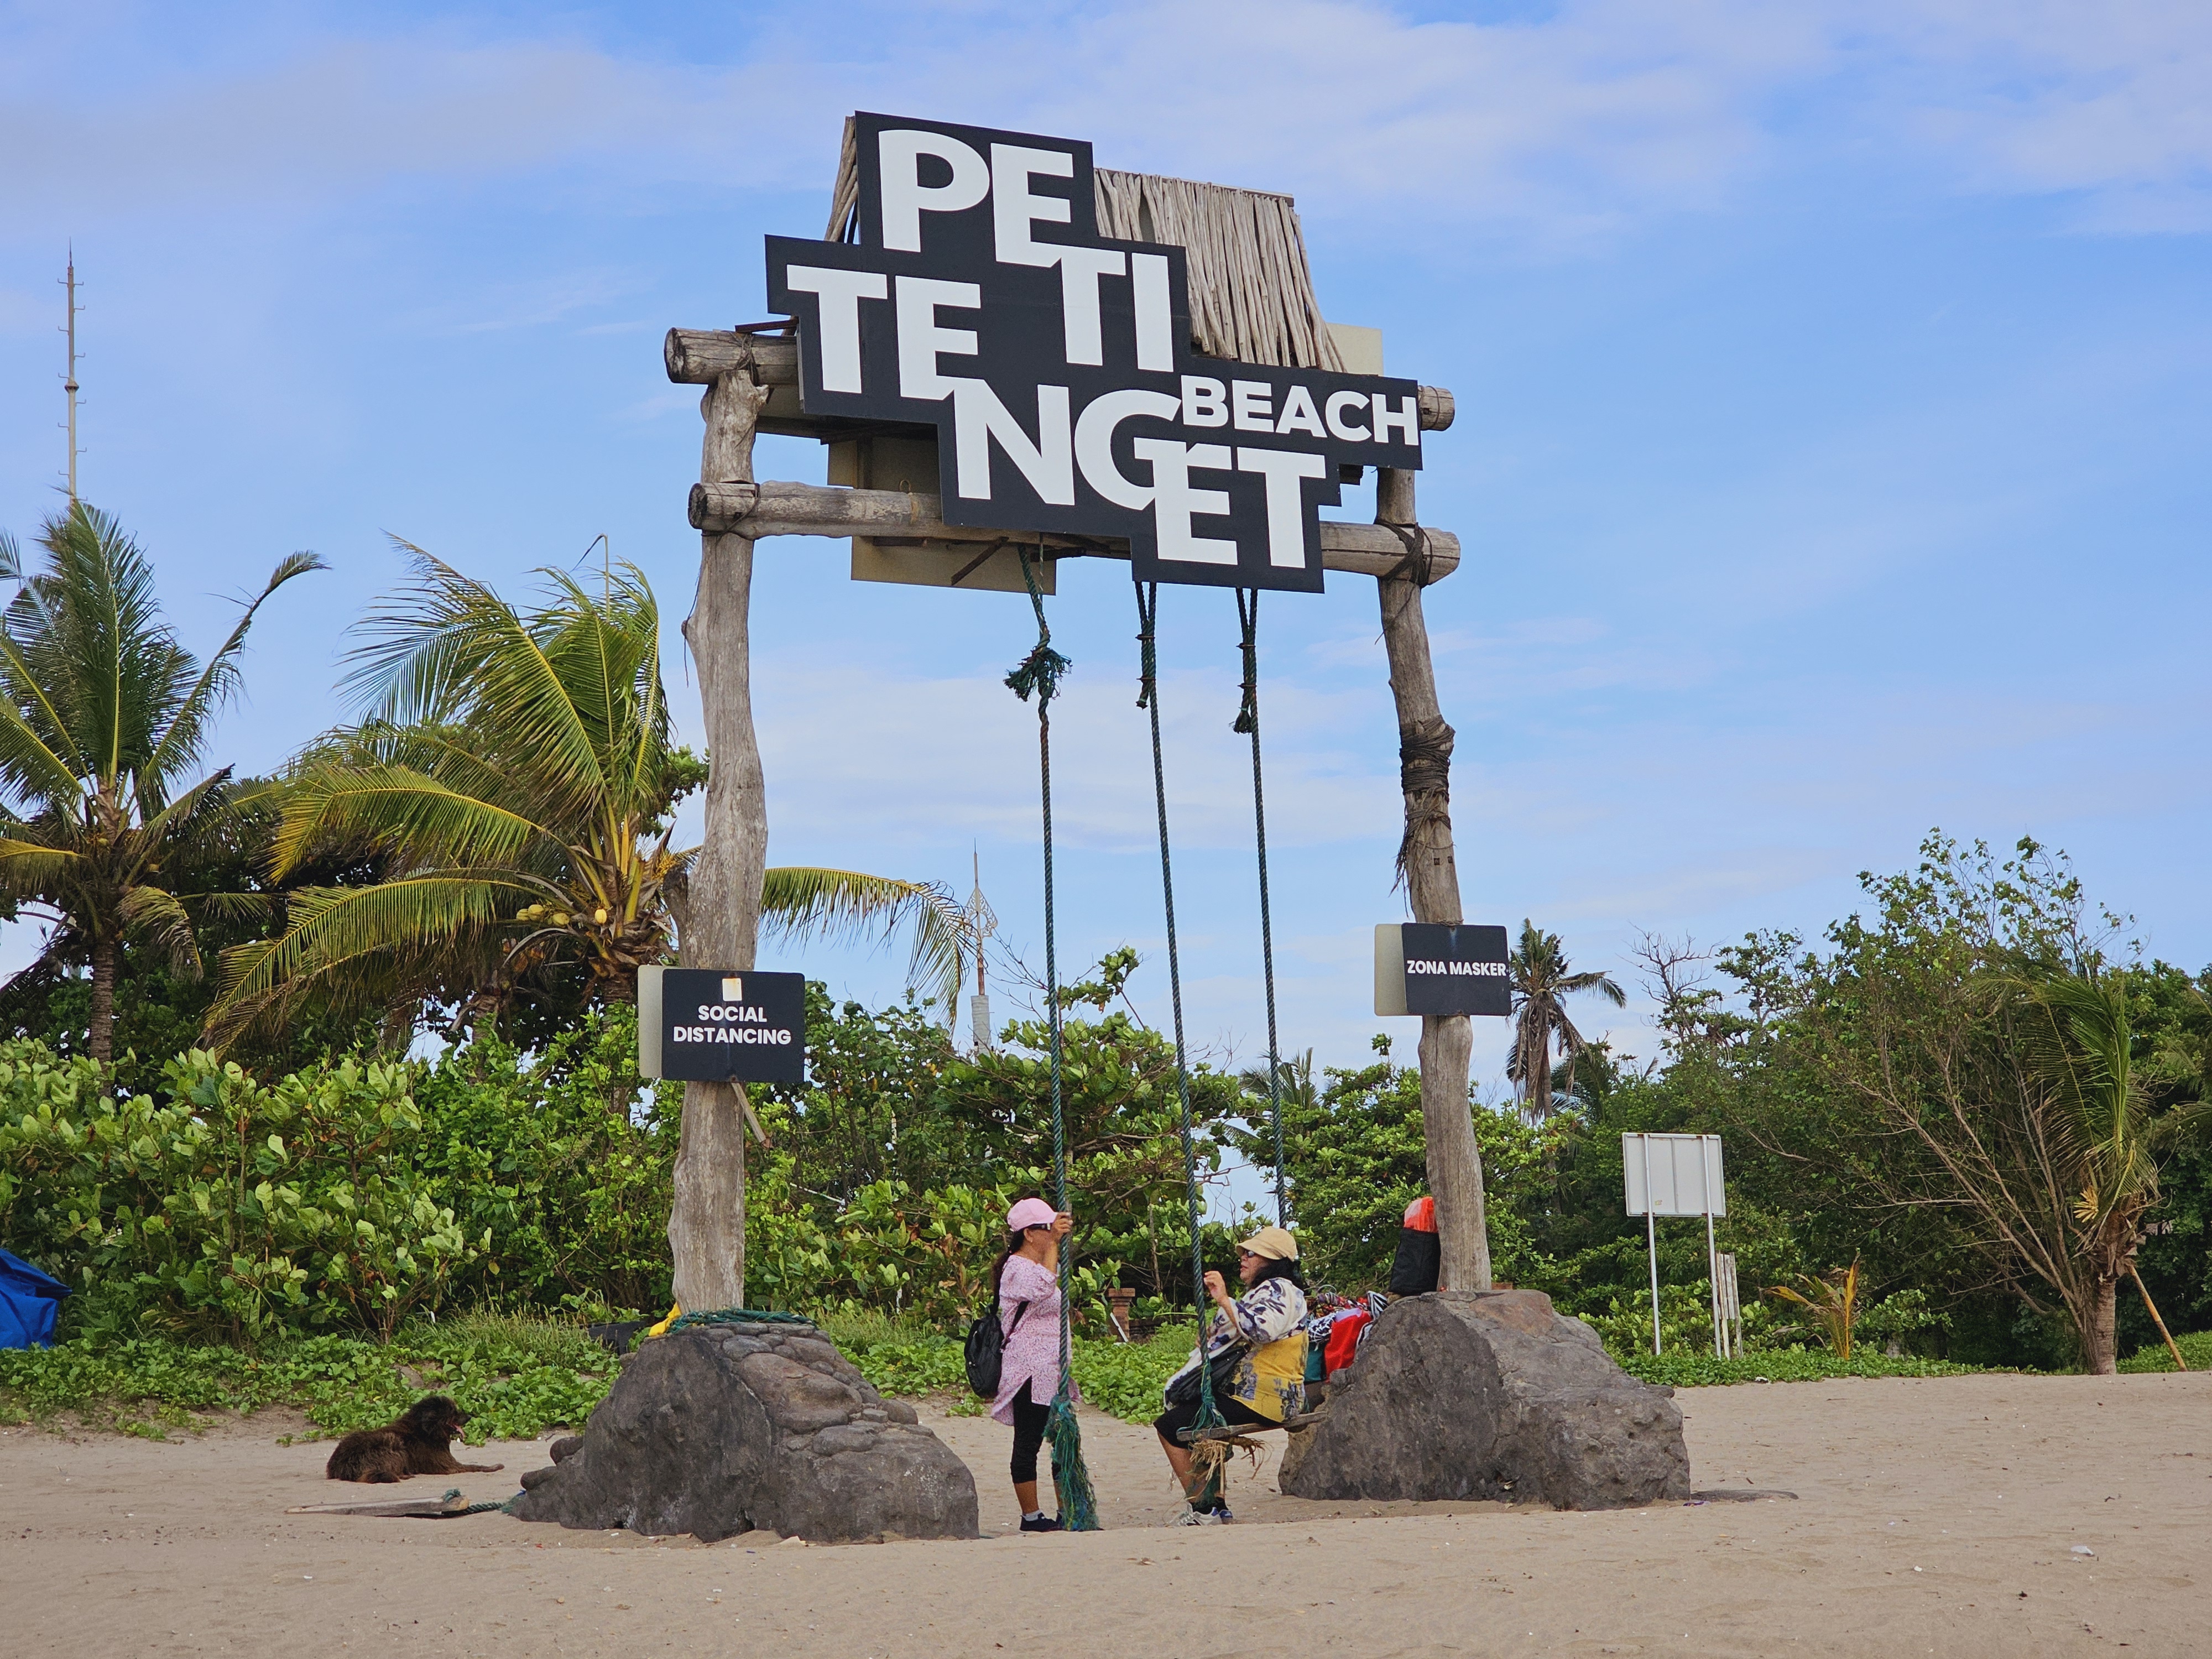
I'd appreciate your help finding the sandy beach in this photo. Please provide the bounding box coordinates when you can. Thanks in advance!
[3,1370,2204,1658]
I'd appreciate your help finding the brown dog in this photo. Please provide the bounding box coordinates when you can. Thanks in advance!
[324,1395,506,1483]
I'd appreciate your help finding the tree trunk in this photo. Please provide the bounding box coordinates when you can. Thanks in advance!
[667,367,771,1314]
[1375,467,1491,1292]
[2083,1272,2119,1375]
[88,932,117,1064]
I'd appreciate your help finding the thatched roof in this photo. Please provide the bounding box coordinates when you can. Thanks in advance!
[825,119,1346,372]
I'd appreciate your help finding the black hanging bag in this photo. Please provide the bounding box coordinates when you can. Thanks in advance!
[964,1296,1030,1399]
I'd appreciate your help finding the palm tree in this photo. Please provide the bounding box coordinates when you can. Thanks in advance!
[0,504,322,1061]
[207,550,958,1046]
[2012,967,2201,1374]
[1507,920,1625,1122]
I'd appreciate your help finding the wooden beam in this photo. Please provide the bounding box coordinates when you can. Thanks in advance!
[1375,465,1490,1293]
[664,327,1457,430]
[685,480,1462,582]
[666,364,772,1316]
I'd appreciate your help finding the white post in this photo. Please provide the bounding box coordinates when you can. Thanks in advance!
[1641,1134,1661,1357]
[1701,1135,1721,1358]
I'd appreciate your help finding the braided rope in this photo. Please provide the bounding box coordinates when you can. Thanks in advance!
[1235,589,1288,1227]
[1006,549,1097,1532]
[1135,581,1225,1509]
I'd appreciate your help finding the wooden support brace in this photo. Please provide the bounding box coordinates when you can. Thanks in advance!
[664,327,1457,431]
[686,480,1462,582]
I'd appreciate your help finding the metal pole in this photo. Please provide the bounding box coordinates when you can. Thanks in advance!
[1641,1134,1661,1357]
[1701,1136,1721,1357]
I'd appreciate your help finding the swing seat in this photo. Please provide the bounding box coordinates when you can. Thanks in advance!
[1176,1408,1326,1445]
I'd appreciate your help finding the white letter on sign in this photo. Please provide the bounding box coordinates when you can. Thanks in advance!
[949,380,1074,504]
[1053,246,1126,366]
[1131,253,1174,372]
[1074,388,1180,508]
[991,143,1075,267]
[782,267,886,394]
[896,276,980,401]
[1237,447,1328,567]
[1133,439,1236,565]
[879,129,990,253]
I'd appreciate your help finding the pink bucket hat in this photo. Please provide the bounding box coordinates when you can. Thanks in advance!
[1006,1197,1057,1231]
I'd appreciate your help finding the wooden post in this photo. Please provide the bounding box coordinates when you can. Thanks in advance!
[1375,467,1492,1292]
[666,363,773,1313]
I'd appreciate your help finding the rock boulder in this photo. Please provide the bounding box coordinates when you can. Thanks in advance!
[1279,1290,1689,1509]
[509,1322,978,1542]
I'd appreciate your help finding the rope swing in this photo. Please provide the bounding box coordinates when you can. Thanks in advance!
[1134,580,1228,1510]
[1003,549,1099,1533]
[1233,589,1289,1227]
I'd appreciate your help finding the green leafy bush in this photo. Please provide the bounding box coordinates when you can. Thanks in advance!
[1617,1348,1985,1387]
[2116,1328,2212,1373]
[0,1319,613,1441]
[0,1045,479,1339]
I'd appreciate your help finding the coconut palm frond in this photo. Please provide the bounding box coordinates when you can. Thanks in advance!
[119,884,204,978]
[268,763,549,879]
[762,868,964,1011]
[342,547,610,809]
[137,551,326,809]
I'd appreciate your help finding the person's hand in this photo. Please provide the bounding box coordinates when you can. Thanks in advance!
[1050,1213,1073,1238]
[1202,1269,1229,1301]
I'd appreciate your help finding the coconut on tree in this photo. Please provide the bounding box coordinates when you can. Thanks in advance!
[0,503,322,1061]
[207,550,957,1047]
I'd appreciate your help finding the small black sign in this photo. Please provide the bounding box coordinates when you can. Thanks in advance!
[1400,924,1511,1017]
[763,113,1426,593]
[648,968,806,1084]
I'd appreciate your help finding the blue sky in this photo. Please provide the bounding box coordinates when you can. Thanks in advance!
[2,1,2207,1119]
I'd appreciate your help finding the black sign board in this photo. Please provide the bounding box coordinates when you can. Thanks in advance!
[764,113,1426,593]
[1374,924,1511,1018]
[639,967,806,1085]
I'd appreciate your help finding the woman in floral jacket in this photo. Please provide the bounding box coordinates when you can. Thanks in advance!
[1154,1224,1308,1524]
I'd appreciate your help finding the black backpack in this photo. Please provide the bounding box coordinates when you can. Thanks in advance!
[964,1292,1031,1398]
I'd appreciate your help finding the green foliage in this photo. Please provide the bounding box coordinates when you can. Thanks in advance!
[0,1319,612,1441]
[0,1042,478,1339]
[1615,1348,1986,1387]
[2115,1328,2212,1373]
[0,502,323,1060]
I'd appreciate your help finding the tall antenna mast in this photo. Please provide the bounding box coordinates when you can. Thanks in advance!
[61,247,81,501]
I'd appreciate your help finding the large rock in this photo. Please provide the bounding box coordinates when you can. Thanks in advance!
[509,1322,978,1543]
[1279,1290,1689,1509]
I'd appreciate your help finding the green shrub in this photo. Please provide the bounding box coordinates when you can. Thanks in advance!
[0,1319,613,1441]
[1617,1348,1985,1387]
[2116,1329,2212,1373]
[0,1045,479,1339]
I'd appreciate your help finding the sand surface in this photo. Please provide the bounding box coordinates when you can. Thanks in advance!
[4,1371,2205,1657]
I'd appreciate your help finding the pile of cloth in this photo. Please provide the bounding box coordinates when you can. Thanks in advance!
[1303,1197,1442,1383]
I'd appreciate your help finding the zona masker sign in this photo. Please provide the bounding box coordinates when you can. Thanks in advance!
[765,113,1426,594]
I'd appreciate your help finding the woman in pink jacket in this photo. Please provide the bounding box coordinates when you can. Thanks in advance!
[990,1196,1077,1533]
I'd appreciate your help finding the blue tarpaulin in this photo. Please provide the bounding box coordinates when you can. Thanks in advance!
[0,1249,69,1348]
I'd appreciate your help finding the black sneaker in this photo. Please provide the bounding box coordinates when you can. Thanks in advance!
[1019,1514,1063,1532]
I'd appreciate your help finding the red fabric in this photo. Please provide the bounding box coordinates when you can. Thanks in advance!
[1323,1308,1371,1376]
[1403,1195,1437,1233]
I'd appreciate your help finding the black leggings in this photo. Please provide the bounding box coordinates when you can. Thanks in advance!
[1009,1380,1051,1485]
[1154,1390,1269,1443]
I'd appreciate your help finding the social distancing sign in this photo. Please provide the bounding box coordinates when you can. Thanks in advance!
[638,966,806,1085]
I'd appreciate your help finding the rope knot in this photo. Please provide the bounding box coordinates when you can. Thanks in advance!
[1004,549,1070,707]
[1232,589,1260,735]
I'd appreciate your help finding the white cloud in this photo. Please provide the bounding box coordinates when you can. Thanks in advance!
[9,1,2205,244]
[748,653,1397,855]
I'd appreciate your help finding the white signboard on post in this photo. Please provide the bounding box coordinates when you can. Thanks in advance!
[1621,1133,1725,1218]
[1621,1133,1727,1359]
